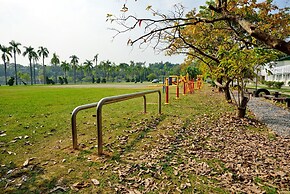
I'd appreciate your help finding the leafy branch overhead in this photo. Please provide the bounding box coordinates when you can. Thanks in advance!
[108,0,290,55]
[108,0,288,117]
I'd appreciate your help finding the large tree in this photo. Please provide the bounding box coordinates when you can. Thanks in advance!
[93,54,99,67]
[60,60,70,79]
[84,59,94,83]
[23,46,35,85]
[37,46,49,84]
[69,55,79,84]
[93,54,99,80]
[51,53,60,83]
[9,40,21,85]
[0,44,12,85]
[31,51,39,84]
[109,0,288,117]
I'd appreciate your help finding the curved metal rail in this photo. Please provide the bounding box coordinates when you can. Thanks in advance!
[71,90,161,154]
[71,102,99,149]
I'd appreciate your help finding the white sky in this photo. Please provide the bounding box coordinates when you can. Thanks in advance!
[0,0,207,66]
[0,0,289,66]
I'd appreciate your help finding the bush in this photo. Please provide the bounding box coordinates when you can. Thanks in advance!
[101,78,106,83]
[265,81,275,88]
[8,77,15,86]
[59,77,64,85]
[135,77,140,82]
[288,81,290,86]
[273,81,284,89]
[46,77,55,85]
[96,78,101,83]
[261,80,266,85]
[63,77,68,84]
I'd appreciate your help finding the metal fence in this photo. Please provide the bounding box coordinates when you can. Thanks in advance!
[71,89,161,155]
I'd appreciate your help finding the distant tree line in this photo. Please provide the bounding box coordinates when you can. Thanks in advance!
[0,40,202,86]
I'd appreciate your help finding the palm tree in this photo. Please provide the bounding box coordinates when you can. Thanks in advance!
[93,54,99,80]
[77,63,85,82]
[31,51,39,84]
[37,46,49,84]
[23,46,35,85]
[60,61,70,79]
[9,40,21,85]
[93,54,98,67]
[69,55,79,84]
[84,59,94,82]
[51,53,60,83]
[0,45,12,85]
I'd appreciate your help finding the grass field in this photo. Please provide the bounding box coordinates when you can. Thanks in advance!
[0,84,289,193]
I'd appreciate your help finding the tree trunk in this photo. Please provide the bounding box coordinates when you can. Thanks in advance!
[224,86,231,102]
[14,54,18,85]
[238,107,246,118]
[223,79,232,103]
[224,81,232,102]
[237,97,249,118]
[217,78,223,92]
[4,61,7,85]
[43,58,46,84]
[29,61,33,85]
[33,63,36,84]
[73,66,76,84]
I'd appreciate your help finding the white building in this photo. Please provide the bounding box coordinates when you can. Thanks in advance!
[260,56,290,85]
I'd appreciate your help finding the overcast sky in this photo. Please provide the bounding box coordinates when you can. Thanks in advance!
[0,0,206,66]
[0,0,289,66]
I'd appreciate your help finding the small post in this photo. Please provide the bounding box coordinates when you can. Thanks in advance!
[183,81,186,95]
[71,113,78,149]
[165,78,169,104]
[96,104,103,155]
[143,96,147,113]
[158,91,162,114]
[176,76,179,99]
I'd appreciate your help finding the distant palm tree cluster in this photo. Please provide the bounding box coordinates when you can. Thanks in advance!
[0,40,182,86]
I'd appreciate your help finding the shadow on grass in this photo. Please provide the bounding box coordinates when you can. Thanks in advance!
[110,115,166,162]
[0,162,69,193]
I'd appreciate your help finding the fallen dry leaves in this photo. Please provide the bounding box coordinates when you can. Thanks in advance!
[96,113,290,193]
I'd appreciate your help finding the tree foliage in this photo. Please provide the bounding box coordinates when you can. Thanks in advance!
[109,0,289,54]
[109,0,289,117]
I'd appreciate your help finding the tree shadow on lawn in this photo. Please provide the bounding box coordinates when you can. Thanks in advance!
[0,161,69,193]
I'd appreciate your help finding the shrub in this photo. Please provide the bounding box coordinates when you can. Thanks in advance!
[59,77,64,85]
[265,81,275,88]
[101,78,106,83]
[63,77,68,84]
[273,81,284,89]
[288,81,290,86]
[46,77,55,85]
[8,77,15,86]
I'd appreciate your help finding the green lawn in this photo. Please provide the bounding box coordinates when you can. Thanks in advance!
[0,84,288,193]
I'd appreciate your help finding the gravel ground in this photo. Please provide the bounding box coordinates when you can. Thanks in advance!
[247,97,290,137]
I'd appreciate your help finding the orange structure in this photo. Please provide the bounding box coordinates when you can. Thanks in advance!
[165,78,169,104]
[196,75,203,89]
